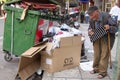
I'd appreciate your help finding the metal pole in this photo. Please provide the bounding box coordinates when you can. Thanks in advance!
[108,32,112,69]
[102,0,105,11]
[11,11,14,57]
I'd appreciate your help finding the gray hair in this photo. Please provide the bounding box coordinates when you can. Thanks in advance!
[87,6,98,15]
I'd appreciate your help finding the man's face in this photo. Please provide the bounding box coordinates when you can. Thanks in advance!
[116,3,120,7]
[89,10,99,21]
[118,2,120,8]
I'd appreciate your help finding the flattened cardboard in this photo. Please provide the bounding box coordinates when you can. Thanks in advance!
[17,44,47,80]
[18,54,40,80]
[22,44,47,57]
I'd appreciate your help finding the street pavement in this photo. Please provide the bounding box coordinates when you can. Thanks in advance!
[0,19,19,80]
[0,19,118,80]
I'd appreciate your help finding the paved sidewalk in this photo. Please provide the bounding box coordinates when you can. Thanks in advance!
[0,22,117,80]
[41,23,117,80]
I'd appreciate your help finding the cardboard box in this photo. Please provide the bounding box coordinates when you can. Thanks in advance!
[17,36,82,80]
[40,36,82,73]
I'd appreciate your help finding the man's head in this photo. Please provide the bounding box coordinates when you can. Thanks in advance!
[115,0,120,7]
[87,6,100,21]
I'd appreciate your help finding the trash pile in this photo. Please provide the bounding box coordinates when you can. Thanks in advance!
[5,1,65,21]
[42,22,85,50]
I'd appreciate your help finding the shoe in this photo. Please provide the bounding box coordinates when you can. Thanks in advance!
[97,74,106,79]
[90,69,98,74]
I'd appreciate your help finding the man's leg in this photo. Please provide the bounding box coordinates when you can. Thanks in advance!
[99,38,109,76]
[93,39,101,70]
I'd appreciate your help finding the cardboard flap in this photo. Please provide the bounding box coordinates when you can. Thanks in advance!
[60,36,81,47]
[73,36,81,46]
[46,43,53,51]
[60,37,73,47]
[45,43,53,55]
[22,44,47,57]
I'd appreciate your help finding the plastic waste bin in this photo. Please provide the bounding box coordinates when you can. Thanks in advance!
[2,0,62,61]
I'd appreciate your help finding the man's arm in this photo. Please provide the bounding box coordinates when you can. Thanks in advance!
[118,13,120,24]
[107,14,118,33]
[88,21,94,36]
[109,7,114,15]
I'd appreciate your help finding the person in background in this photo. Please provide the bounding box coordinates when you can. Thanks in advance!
[80,10,85,23]
[109,1,120,36]
[89,0,94,7]
[109,2,120,21]
[117,7,120,80]
[0,1,3,17]
[85,10,89,23]
[1,1,6,17]
[118,13,120,24]
[87,6,117,79]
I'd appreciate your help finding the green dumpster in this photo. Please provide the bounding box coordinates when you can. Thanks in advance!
[3,0,62,61]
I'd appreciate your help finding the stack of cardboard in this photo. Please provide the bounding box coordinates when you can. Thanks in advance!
[17,36,82,80]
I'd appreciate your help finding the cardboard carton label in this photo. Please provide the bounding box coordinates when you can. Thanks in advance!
[63,57,74,67]
[46,58,52,65]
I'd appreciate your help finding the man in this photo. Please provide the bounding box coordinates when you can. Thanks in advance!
[80,10,85,23]
[87,6,117,79]
[109,1,120,35]
[109,2,120,21]
[116,8,120,80]
[85,10,89,23]
[0,1,5,17]
[118,12,120,24]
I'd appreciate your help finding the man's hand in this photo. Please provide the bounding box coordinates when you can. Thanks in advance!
[88,29,94,36]
[104,25,110,30]
[118,21,120,25]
